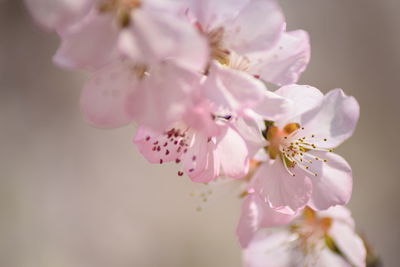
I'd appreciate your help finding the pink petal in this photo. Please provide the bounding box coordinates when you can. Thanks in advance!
[249,30,311,86]
[80,61,137,128]
[187,0,250,30]
[183,133,218,182]
[54,11,119,70]
[274,84,324,125]
[119,9,209,71]
[237,194,295,248]
[182,100,223,137]
[25,0,93,31]
[126,62,200,132]
[216,127,249,179]
[188,145,220,183]
[232,118,267,158]
[251,89,291,121]
[316,248,352,267]
[224,0,285,54]
[202,62,268,113]
[307,151,353,210]
[329,222,367,267]
[133,126,184,164]
[253,161,312,214]
[300,88,360,148]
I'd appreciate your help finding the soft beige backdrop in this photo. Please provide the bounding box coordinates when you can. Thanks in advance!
[1,0,399,266]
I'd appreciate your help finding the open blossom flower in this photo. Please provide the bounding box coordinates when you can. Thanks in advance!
[243,206,366,267]
[134,64,289,182]
[26,0,209,71]
[185,0,310,86]
[248,85,359,216]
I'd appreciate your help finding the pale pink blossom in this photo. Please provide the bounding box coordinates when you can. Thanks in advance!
[184,0,310,86]
[27,0,209,71]
[133,65,289,181]
[243,206,366,267]
[249,85,359,215]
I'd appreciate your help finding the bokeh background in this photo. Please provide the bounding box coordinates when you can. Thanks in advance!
[1,0,399,266]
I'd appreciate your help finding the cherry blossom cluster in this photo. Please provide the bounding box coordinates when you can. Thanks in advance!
[26,0,371,266]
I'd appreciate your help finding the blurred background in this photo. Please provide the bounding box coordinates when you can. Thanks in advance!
[1,0,399,266]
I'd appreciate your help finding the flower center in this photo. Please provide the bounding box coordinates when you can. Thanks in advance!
[99,0,142,27]
[206,27,231,65]
[130,64,148,80]
[265,122,332,177]
[291,207,333,255]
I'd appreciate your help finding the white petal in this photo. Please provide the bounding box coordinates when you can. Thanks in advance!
[330,222,367,267]
[243,228,294,267]
[316,248,352,267]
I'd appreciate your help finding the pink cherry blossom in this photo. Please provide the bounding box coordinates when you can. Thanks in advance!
[249,85,359,215]
[27,0,209,71]
[133,61,289,181]
[184,0,310,86]
[242,206,366,267]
